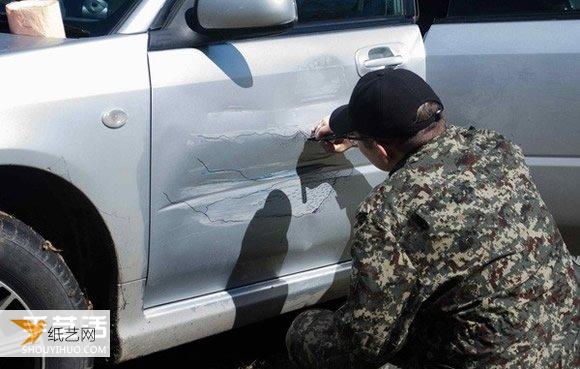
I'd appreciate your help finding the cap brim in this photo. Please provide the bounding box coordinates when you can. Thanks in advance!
[329,104,352,138]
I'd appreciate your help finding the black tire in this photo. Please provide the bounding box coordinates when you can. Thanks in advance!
[0,211,93,369]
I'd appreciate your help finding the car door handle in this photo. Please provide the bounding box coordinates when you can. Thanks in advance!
[363,56,404,69]
[356,44,405,76]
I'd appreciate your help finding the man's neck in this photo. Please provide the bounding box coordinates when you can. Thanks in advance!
[407,120,447,152]
[388,121,447,175]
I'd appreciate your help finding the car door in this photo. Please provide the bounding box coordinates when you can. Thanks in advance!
[145,0,426,309]
[424,0,580,256]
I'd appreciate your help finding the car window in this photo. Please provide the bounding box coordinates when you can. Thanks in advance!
[448,0,577,17]
[0,0,140,37]
[297,0,405,24]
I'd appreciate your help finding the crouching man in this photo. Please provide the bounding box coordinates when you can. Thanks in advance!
[286,69,578,369]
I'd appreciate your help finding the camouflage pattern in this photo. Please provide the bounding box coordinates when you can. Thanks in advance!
[286,309,352,369]
[287,124,579,369]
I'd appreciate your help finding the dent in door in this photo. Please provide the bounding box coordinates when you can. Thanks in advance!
[148,41,378,308]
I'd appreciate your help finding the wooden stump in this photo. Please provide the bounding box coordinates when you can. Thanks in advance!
[6,0,65,38]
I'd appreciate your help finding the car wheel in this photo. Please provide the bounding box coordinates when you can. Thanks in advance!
[0,211,93,369]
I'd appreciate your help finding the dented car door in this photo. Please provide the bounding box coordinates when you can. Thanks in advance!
[145,0,426,309]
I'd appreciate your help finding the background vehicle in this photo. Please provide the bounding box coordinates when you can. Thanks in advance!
[0,0,577,367]
[421,0,580,259]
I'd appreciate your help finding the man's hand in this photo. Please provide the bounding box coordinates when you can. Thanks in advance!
[311,116,354,153]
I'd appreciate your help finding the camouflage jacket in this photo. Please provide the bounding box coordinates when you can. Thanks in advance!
[335,124,578,368]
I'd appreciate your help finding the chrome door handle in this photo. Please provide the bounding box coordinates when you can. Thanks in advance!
[356,44,405,76]
[363,56,404,69]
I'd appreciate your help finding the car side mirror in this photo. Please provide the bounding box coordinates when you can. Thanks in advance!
[186,0,298,40]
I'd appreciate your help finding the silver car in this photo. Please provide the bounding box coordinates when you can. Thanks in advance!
[0,0,578,367]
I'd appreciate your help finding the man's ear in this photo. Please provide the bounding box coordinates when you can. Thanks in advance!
[375,141,390,160]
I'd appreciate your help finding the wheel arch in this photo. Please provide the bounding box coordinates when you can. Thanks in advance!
[0,164,120,347]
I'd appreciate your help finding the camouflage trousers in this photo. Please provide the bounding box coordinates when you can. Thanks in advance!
[286,309,380,369]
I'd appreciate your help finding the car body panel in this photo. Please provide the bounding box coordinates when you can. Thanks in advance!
[116,260,350,362]
[425,19,580,255]
[146,24,425,308]
[0,32,151,284]
[0,32,70,53]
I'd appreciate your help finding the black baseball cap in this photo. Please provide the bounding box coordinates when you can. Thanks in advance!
[329,68,444,139]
